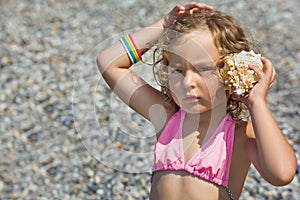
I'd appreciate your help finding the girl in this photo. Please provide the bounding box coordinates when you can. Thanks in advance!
[97,2,297,200]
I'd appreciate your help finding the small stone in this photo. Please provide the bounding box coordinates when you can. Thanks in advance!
[96,189,104,195]
[94,176,101,184]
[85,168,95,178]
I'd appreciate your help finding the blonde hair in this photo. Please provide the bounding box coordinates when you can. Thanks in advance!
[153,9,256,121]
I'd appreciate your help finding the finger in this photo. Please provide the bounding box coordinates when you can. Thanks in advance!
[189,8,201,15]
[197,3,214,10]
[272,67,277,82]
[261,57,277,84]
[248,64,264,79]
[269,64,276,80]
[183,2,200,9]
[261,57,274,76]
[172,4,185,14]
[269,66,277,88]
[184,2,214,11]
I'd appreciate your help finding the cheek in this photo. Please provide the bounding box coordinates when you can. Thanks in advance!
[168,78,182,105]
[168,76,182,91]
[204,76,225,99]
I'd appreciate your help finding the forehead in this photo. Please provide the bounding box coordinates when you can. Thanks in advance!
[167,31,219,65]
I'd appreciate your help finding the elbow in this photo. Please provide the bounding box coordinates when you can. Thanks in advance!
[96,53,106,74]
[269,162,297,186]
[272,172,295,186]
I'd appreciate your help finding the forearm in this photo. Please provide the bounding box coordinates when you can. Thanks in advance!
[95,18,166,110]
[249,99,297,184]
[97,19,164,73]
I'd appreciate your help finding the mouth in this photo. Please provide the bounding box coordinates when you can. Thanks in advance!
[183,95,200,102]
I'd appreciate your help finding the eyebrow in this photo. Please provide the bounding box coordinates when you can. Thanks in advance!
[195,64,216,68]
[167,56,216,67]
[193,61,215,66]
[168,63,184,68]
[167,62,216,68]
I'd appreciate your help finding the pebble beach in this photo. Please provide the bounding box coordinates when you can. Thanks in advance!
[1,0,299,199]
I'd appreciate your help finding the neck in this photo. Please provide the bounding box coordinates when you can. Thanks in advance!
[184,103,227,133]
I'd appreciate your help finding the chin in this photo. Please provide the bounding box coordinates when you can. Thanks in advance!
[181,102,226,116]
[180,104,211,114]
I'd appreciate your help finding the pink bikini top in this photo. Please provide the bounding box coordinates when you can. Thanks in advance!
[152,109,235,187]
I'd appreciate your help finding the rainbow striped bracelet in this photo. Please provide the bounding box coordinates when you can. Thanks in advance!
[120,34,143,64]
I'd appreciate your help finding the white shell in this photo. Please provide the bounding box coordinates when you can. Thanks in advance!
[221,50,263,97]
[234,50,263,69]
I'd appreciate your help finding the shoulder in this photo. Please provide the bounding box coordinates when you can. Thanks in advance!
[233,120,256,156]
[233,121,248,144]
[234,120,255,139]
[154,103,179,138]
[234,120,259,162]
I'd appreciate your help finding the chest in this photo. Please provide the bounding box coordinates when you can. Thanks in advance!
[181,131,201,165]
[181,121,220,165]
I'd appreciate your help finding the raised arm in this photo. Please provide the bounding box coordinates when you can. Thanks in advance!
[242,58,297,186]
[97,3,214,124]
[97,18,167,122]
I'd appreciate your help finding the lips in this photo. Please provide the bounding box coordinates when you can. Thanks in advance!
[183,95,200,102]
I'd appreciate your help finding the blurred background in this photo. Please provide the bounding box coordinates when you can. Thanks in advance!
[1,0,299,199]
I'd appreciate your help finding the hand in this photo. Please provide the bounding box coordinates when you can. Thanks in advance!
[236,57,277,107]
[163,2,214,28]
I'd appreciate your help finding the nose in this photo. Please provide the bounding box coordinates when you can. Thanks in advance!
[183,69,197,89]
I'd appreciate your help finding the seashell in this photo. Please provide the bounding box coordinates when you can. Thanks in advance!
[234,50,263,70]
[220,50,263,97]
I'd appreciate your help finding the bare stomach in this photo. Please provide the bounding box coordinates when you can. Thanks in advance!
[150,170,232,200]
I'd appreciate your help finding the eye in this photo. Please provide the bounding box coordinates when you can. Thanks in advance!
[168,66,184,75]
[197,66,212,72]
[196,66,216,74]
[172,69,184,74]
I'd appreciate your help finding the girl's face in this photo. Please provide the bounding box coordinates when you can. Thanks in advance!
[167,31,226,114]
